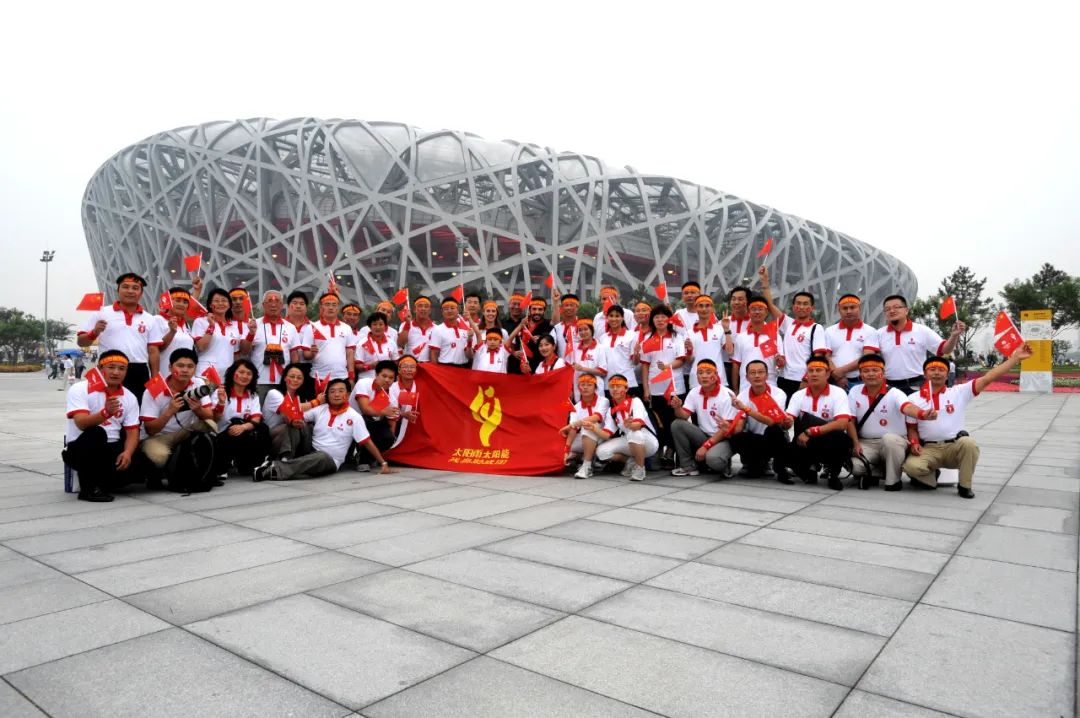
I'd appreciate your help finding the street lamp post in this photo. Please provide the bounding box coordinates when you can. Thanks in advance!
[40,251,55,359]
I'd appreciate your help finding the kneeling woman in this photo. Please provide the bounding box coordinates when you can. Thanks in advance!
[262,363,317,460]
[212,359,271,478]
[253,378,392,481]
[559,374,610,479]
[595,375,659,481]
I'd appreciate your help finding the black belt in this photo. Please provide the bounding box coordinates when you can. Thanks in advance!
[923,438,957,445]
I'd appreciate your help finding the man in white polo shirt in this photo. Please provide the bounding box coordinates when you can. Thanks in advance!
[240,290,303,402]
[428,297,473,367]
[825,293,879,389]
[77,273,163,401]
[758,266,829,400]
[780,355,853,490]
[302,293,357,382]
[668,359,744,477]
[847,353,924,491]
[878,294,963,394]
[62,350,141,502]
[903,346,1031,499]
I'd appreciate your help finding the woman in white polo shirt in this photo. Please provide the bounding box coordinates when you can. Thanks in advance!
[211,359,269,478]
[193,288,242,380]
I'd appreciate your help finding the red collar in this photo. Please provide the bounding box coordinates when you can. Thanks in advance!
[790,317,815,329]
[326,404,350,426]
[861,384,888,399]
[262,317,283,325]
[807,384,831,399]
[886,319,914,335]
[700,383,721,408]
[113,302,144,325]
[841,320,864,329]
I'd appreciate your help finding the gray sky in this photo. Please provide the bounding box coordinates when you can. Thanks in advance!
[2,0,1077,344]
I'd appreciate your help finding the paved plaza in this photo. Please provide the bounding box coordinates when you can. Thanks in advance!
[0,373,1077,717]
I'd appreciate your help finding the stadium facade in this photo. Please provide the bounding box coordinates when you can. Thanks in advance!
[82,118,916,324]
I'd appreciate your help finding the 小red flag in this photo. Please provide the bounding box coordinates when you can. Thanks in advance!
[241,296,253,322]
[369,390,391,413]
[749,389,785,422]
[663,381,675,402]
[183,254,202,273]
[650,366,674,385]
[655,283,668,301]
[641,334,664,354]
[757,238,774,258]
[545,273,554,289]
[759,338,778,358]
[279,394,304,422]
[521,291,533,307]
[157,292,172,315]
[77,293,105,311]
[397,391,417,410]
[995,327,1024,357]
[392,288,409,305]
[144,374,170,399]
[670,313,685,328]
[451,285,464,304]
[327,273,339,296]
[939,295,956,320]
[314,372,331,396]
[919,381,932,400]
[397,308,409,322]
[311,326,327,342]
[84,367,107,393]
[186,296,208,320]
[201,366,223,387]
[994,310,1015,336]
[602,298,613,315]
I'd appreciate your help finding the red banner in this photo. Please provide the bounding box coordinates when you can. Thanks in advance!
[387,363,574,476]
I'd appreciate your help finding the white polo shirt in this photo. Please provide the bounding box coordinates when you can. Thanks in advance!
[905,381,978,442]
[639,330,688,394]
[551,320,581,359]
[249,318,302,385]
[191,317,242,374]
[825,321,880,379]
[78,303,162,364]
[534,357,566,375]
[786,385,853,423]
[570,340,606,398]
[473,345,512,373]
[603,396,656,435]
[217,391,262,431]
[389,380,418,410]
[599,329,639,388]
[572,395,610,424]
[355,333,400,381]
[65,381,140,443]
[877,320,947,381]
[304,404,370,468]
[139,377,214,435]
[778,315,829,382]
[848,384,910,439]
[593,310,636,340]
[305,320,358,379]
[399,319,435,362]
[357,324,399,350]
[153,315,195,371]
[430,322,471,364]
[737,384,789,435]
[683,385,741,436]
[686,322,726,388]
[731,327,783,386]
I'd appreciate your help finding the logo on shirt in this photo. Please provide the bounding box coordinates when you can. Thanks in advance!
[879,418,888,426]
[469,385,502,447]
[347,418,353,426]
[137,322,146,334]
[946,403,955,414]
[821,409,831,419]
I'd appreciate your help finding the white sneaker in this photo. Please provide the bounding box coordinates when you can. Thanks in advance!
[355,463,371,473]
[620,462,634,478]
[671,466,700,476]
[630,464,647,481]
[574,464,592,480]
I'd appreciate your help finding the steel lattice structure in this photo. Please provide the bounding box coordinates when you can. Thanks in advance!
[82,118,916,324]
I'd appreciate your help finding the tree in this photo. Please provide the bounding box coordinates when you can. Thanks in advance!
[909,266,996,359]
[1000,263,1080,338]
[0,308,73,363]
[1052,339,1072,365]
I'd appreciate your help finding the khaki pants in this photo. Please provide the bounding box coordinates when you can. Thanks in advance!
[902,436,980,489]
[853,434,908,486]
[140,421,215,468]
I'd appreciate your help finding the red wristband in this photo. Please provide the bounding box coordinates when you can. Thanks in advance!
[702,440,715,450]
[87,331,98,340]
[917,409,928,420]
[909,438,920,447]
[809,426,821,437]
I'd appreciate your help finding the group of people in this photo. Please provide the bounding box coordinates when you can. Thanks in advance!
[61,268,1029,503]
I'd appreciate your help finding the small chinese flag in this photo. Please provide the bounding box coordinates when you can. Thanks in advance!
[663,381,675,402]
[201,366,223,387]
[545,273,554,289]
[655,283,668,301]
[919,381,932,400]
[521,291,533,307]
[397,308,409,322]
[157,292,172,315]
[602,298,613,315]
[650,366,673,385]
[750,390,785,422]
[241,296,253,322]
[144,374,170,399]
[311,326,327,342]
[314,372,331,396]
[280,394,304,422]
[397,391,417,409]
[641,334,664,354]
[183,254,202,273]
[186,296,208,320]
[759,338,779,358]
[939,295,956,320]
[84,367,107,393]
[77,293,105,311]
[670,313,685,328]
[757,238,774,258]
[370,390,391,413]
[327,273,339,296]
[993,311,1024,357]
[449,285,463,304]
[392,288,409,305]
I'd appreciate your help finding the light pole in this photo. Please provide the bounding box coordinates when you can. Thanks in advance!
[40,251,55,359]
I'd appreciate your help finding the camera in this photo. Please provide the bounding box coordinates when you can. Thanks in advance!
[174,383,213,412]
[263,344,285,367]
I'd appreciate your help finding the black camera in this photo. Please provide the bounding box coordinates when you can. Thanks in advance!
[174,383,213,412]
[263,344,285,367]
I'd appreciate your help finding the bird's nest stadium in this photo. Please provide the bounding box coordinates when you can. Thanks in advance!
[82,118,915,324]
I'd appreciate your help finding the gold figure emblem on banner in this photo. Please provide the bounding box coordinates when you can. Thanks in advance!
[469,386,503,446]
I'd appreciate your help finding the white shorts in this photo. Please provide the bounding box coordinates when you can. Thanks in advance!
[569,428,605,454]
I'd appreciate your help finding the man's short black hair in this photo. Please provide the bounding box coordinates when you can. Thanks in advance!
[883,294,908,308]
[793,291,816,306]
[366,312,388,327]
[99,349,129,363]
[728,286,751,302]
[115,273,147,287]
[374,360,399,376]
[745,359,768,373]
[286,290,309,306]
[465,292,483,302]
[169,348,199,365]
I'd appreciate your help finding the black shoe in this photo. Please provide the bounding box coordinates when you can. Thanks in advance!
[77,487,114,503]
[798,468,818,485]
[858,474,873,490]
[252,457,274,482]
[827,475,844,491]
[957,486,975,499]
[910,478,936,490]
[775,467,795,485]
[883,482,902,492]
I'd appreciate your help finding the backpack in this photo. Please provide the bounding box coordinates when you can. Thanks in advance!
[165,432,216,493]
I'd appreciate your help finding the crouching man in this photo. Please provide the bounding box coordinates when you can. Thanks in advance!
[668,359,744,477]
[140,349,218,486]
[902,345,1032,499]
[847,353,925,491]
[595,375,659,481]
[780,355,853,489]
[62,351,141,502]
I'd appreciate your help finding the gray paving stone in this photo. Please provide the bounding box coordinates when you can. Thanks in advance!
[692,481,826,504]
[834,690,959,717]
[35,523,264,573]
[573,483,680,506]
[478,499,607,531]
[648,561,912,636]
[0,491,71,510]
[328,479,450,502]
[741,528,949,574]
[407,549,629,612]
[585,584,885,685]
[587,507,755,541]
[517,477,624,499]
[188,594,474,710]
[923,555,1076,631]
[127,551,386,624]
[364,656,656,717]
[419,492,555,520]
[483,533,681,582]
[981,502,1078,534]
[697,543,933,601]
[1008,473,1080,493]
[0,599,168,674]
[314,569,563,652]
[632,496,783,526]
[2,513,221,556]
[648,475,714,488]
[75,535,321,595]
[860,605,1075,717]
[5,628,344,717]
[0,496,141,525]
[996,486,1080,510]
[0,503,180,541]
[957,524,1078,571]
[239,500,400,534]
[0,680,46,718]
[0,556,68,592]
[819,494,984,522]
[340,521,519,566]
[288,511,458,548]
[472,475,567,492]
[0,575,110,625]
[770,515,962,553]
[492,616,848,717]
[370,485,496,509]
[150,484,314,511]
[542,519,722,560]
[798,504,972,537]
[0,546,15,560]
[667,487,809,514]
[196,493,354,522]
